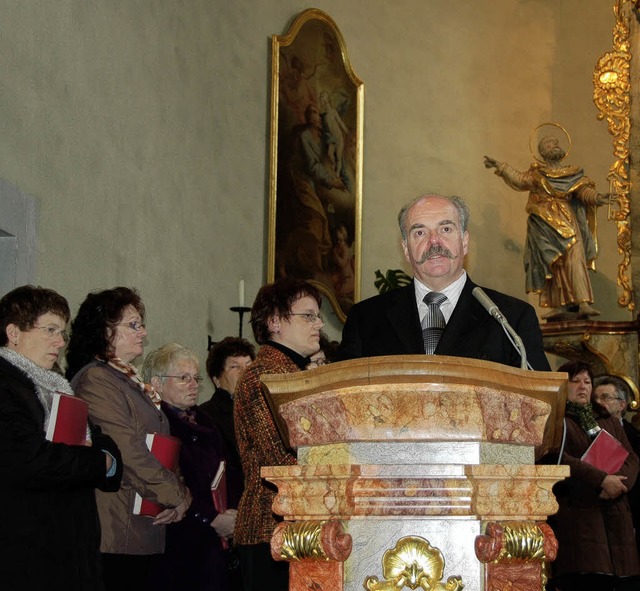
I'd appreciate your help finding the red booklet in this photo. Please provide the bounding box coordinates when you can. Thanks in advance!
[211,460,229,548]
[45,392,89,445]
[133,433,181,517]
[581,429,629,474]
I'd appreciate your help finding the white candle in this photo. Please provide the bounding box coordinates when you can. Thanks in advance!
[239,279,245,307]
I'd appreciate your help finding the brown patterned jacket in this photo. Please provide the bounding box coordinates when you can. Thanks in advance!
[234,344,297,545]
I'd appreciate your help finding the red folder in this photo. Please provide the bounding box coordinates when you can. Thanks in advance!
[581,429,629,474]
[211,461,229,548]
[133,432,181,517]
[45,392,89,445]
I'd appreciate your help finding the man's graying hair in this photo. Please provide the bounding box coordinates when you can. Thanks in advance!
[398,195,470,241]
[594,374,632,405]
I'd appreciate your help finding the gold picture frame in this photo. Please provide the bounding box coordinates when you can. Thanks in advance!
[267,8,363,323]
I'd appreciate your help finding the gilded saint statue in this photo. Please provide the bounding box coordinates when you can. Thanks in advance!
[484,127,608,320]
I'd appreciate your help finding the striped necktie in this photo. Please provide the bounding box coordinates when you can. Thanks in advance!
[422,292,447,354]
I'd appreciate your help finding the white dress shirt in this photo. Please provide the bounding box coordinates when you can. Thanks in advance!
[414,271,467,325]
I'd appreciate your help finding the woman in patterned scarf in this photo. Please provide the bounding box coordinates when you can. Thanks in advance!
[66,287,191,591]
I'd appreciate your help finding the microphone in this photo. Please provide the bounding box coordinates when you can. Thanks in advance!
[472,286,530,370]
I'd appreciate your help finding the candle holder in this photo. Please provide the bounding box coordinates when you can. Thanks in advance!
[230,306,252,338]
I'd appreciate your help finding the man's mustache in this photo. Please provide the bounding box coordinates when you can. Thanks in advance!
[417,245,456,264]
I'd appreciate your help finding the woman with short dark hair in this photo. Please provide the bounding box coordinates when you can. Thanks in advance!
[0,285,121,590]
[234,279,323,591]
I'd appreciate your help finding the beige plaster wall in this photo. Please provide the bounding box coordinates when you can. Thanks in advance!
[0,1,625,384]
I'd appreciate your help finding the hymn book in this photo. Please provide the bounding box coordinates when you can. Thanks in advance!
[133,432,181,517]
[581,429,629,474]
[45,392,89,445]
[211,460,229,549]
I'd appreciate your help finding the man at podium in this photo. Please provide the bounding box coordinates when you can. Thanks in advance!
[338,194,550,371]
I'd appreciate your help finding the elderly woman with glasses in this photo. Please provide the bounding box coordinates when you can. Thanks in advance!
[65,287,191,591]
[545,360,640,591]
[0,285,122,591]
[234,279,323,591]
[142,343,240,591]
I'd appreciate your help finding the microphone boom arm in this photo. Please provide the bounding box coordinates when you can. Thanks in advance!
[472,286,530,370]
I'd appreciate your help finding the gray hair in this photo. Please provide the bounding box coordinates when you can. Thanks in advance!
[594,374,631,404]
[398,194,470,241]
[142,342,200,384]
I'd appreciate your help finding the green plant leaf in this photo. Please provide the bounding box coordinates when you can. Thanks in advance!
[374,269,412,293]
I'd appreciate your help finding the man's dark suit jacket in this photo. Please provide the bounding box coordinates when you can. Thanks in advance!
[338,276,550,371]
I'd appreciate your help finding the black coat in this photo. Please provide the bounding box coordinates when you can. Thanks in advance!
[338,276,550,370]
[151,403,240,591]
[199,388,244,482]
[0,356,121,591]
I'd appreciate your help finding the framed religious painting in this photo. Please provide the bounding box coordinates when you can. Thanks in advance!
[267,8,363,323]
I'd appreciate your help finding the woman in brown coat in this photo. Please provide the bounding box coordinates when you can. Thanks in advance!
[66,287,191,591]
[548,360,640,591]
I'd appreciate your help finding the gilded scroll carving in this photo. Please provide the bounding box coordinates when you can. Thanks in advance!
[593,0,633,310]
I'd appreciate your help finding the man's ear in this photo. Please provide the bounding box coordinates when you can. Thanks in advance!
[401,240,410,264]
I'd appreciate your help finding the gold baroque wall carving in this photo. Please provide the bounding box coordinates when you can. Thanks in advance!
[593,0,633,310]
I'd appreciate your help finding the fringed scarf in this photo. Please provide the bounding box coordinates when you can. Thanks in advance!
[101,356,162,408]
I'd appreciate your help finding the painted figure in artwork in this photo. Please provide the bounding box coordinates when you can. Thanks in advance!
[319,90,348,177]
[484,125,608,320]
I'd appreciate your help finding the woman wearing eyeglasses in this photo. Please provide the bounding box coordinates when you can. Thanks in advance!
[141,342,240,591]
[234,279,323,591]
[66,287,191,591]
[0,285,122,590]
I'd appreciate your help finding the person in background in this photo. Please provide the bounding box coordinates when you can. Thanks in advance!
[143,343,240,591]
[201,336,256,472]
[306,332,338,369]
[234,279,323,591]
[0,285,121,590]
[593,375,640,450]
[66,287,191,591]
[594,374,640,552]
[545,361,640,591]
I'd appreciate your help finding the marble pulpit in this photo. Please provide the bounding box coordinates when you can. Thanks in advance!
[260,355,569,591]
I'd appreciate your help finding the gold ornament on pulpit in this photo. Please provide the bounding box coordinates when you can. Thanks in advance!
[363,536,464,591]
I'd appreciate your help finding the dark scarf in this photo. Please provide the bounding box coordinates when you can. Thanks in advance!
[565,401,601,437]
